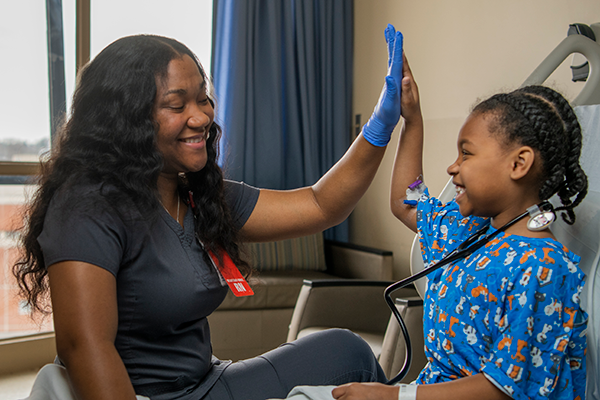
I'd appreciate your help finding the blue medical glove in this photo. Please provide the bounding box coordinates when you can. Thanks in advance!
[362,24,403,147]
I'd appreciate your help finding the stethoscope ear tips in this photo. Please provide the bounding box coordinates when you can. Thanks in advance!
[526,201,556,231]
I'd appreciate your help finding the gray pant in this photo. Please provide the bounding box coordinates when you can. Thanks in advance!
[204,329,386,400]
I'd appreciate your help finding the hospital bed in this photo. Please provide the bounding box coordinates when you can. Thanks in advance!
[20,22,600,400]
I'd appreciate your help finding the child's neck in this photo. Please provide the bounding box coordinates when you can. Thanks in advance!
[491,215,556,240]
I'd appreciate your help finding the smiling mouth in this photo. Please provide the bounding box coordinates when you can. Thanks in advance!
[180,133,207,144]
[455,185,465,197]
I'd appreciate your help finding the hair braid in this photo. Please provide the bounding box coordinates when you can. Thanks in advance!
[473,86,588,224]
[518,86,588,221]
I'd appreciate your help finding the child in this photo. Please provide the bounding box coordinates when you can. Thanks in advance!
[332,54,588,400]
[274,30,588,400]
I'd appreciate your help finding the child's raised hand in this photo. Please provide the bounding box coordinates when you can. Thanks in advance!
[400,53,421,124]
[361,24,403,147]
[331,382,399,400]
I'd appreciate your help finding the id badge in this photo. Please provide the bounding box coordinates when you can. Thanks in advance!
[208,249,254,297]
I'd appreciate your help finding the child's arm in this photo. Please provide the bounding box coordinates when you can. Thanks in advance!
[331,374,511,400]
[390,55,423,233]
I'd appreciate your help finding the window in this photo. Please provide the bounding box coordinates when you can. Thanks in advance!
[0,0,213,341]
[91,0,213,76]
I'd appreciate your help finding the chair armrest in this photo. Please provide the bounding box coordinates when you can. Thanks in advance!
[324,240,393,280]
[287,279,418,342]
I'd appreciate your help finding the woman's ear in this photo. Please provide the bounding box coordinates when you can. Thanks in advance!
[510,146,536,180]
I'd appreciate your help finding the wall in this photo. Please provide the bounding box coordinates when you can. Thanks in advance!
[350,0,600,279]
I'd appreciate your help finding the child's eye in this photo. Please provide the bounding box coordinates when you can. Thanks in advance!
[169,105,184,111]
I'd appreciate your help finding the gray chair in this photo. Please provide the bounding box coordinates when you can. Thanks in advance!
[208,233,394,361]
[287,279,426,382]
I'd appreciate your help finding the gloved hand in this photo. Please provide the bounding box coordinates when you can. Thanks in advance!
[362,24,403,147]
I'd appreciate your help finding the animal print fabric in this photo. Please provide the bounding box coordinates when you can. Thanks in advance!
[415,190,587,399]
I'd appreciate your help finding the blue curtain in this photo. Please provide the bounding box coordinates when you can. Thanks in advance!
[212,0,353,241]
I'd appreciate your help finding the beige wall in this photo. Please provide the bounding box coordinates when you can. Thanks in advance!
[350,0,600,279]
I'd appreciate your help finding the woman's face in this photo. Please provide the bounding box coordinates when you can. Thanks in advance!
[153,54,214,175]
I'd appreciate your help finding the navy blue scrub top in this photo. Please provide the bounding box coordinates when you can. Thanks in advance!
[38,180,260,399]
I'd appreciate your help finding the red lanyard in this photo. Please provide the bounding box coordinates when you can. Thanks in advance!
[187,191,254,297]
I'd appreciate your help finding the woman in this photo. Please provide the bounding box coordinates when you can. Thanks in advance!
[15,26,404,400]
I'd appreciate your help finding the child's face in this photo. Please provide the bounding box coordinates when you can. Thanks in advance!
[447,113,515,218]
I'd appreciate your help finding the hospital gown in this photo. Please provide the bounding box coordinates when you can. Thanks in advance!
[416,190,587,399]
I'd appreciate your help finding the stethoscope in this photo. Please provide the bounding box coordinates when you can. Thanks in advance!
[384,200,557,385]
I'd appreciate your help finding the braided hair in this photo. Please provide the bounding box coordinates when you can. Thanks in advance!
[472,85,588,224]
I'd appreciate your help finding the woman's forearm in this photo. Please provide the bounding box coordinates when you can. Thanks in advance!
[59,342,138,400]
[311,134,388,226]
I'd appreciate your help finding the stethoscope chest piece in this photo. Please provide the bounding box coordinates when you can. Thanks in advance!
[526,202,556,232]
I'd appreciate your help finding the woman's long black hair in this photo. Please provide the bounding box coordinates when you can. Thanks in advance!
[473,85,588,224]
[14,35,250,315]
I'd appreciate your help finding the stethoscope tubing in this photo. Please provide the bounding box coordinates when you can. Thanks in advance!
[383,204,545,385]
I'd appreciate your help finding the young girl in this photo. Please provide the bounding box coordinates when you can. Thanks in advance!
[331,58,589,400]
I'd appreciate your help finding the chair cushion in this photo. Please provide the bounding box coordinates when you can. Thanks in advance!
[245,233,326,272]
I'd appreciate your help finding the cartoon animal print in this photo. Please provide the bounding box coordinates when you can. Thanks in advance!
[447,316,460,338]
[569,357,583,370]
[469,305,480,320]
[489,241,510,257]
[507,364,523,383]
[539,377,554,397]
[467,220,480,231]
[438,284,448,299]
[455,296,466,315]
[549,353,562,375]
[427,329,436,343]
[536,324,553,344]
[440,224,448,241]
[506,294,515,310]
[564,256,577,273]
[530,346,543,367]
[519,266,533,286]
[488,292,499,304]
[455,270,465,288]
[563,307,577,331]
[442,338,455,354]
[511,339,528,363]
[544,299,562,316]
[504,250,517,266]
[516,290,528,308]
[445,265,460,283]
[430,239,446,254]
[540,247,556,264]
[463,324,477,345]
[471,284,489,300]
[525,316,534,336]
[493,308,508,330]
[520,250,537,264]
[572,285,583,304]
[553,335,569,353]
[498,336,513,352]
[475,256,491,271]
[536,266,553,287]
